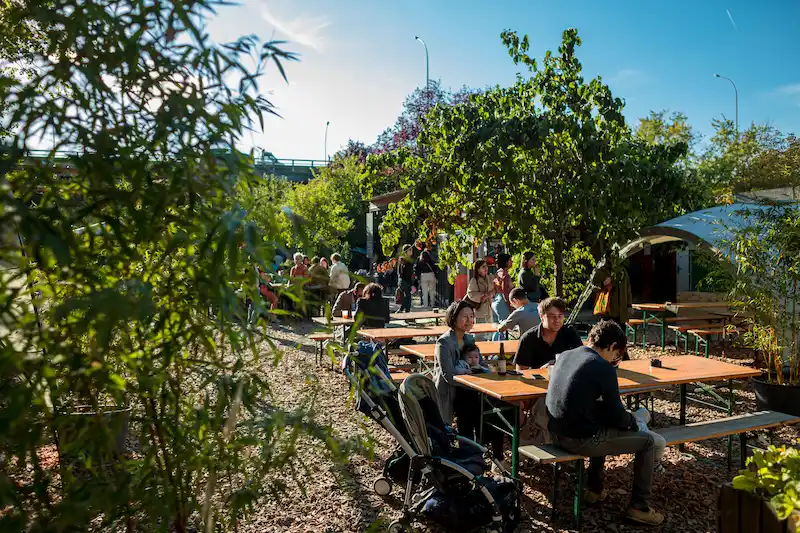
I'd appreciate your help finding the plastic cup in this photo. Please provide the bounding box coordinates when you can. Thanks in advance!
[342,310,349,319]
[498,359,507,375]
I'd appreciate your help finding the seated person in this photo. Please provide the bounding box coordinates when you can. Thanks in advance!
[546,320,663,526]
[454,343,489,375]
[332,282,364,317]
[498,288,540,337]
[355,282,390,328]
[257,268,278,310]
[512,297,582,371]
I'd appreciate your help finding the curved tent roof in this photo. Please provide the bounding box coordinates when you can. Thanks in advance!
[618,203,777,263]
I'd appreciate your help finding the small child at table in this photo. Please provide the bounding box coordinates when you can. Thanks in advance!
[454,344,489,375]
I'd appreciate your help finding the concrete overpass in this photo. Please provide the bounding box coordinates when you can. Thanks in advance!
[17,149,327,183]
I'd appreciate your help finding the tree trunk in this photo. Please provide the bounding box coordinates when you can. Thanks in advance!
[554,236,564,297]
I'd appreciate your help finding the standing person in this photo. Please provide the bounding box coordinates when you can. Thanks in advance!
[492,253,513,325]
[546,320,663,525]
[397,244,415,313]
[592,251,633,328]
[518,251,546,303]
[329,252,351,298]
[466,259,495,323]
[416,250,439,308]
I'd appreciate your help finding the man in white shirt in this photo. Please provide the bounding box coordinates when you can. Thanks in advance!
[329,253,351,296]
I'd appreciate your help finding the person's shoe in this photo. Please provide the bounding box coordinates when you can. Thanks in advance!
[583,488,608,504]
[654,462,666,475]
[627,507,665,525]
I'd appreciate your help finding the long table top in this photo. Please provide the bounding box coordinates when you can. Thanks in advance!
[311,316,354,326]
[400,340,522,361]
[390,310,446,321]
[633,302,731,313]
[454,355,761,402]
[358,323,500,340]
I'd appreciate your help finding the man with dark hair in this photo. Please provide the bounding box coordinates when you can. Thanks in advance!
[512,297,582,370]
[332,282,364,317]
[546,320,663,526]
[498,288,540,336]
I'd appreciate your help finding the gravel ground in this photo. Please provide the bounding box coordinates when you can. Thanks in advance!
[241,319,799,533]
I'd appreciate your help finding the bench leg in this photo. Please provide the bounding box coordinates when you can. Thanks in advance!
[573,459,585,530]
[551,464,560,521]
[739,433,748,470]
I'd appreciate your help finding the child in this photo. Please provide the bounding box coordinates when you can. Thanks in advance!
[633,407,666,473]
[454,344,488,375]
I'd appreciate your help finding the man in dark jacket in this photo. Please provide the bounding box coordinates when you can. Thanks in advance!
[546,320,663,526]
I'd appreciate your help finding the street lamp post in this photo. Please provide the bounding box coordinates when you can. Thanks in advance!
[324,120,330,162]
[714,73,739,139]
[414,36,429,89]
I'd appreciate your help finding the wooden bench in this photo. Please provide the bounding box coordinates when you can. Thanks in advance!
[310,333,334,366]
[688,327,743,357]
[668,322,718,352]
[519,410,800,529]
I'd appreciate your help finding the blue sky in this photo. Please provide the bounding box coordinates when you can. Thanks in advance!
[208,0,800,160]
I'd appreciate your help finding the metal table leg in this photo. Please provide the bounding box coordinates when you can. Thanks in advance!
[679,383,687,452]
[511,403,520,478]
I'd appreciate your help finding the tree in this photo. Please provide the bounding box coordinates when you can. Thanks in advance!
[368,28,693,297]
[636,110,697,153]
[697,120,794,202]
[0,1,361,531]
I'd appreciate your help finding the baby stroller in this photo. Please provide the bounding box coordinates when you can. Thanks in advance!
[342,343,520,533]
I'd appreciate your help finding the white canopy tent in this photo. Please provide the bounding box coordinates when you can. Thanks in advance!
[569,203,777,323]
[617,203,774,265]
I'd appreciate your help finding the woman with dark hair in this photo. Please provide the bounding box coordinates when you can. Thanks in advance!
[466,259,495,323]
[434,300,505,462]
[518,251,546,303]
[433,300,476,422]
[492,253,513,327]
[355,282,390,328]
[415,250,439,308]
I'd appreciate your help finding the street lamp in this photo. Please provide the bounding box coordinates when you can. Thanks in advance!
[414,36,429,89]
[714,73,739,139]
[324,120,330,162]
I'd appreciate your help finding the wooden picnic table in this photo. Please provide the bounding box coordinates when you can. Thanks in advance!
[390,310,446,324]
[358,322,500,341]
[311,316,355,326]
[455,355,761,477]
[631,302,732,349]
[399,340,522,361]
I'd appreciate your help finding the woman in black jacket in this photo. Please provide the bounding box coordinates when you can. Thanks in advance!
[355,282,391,328]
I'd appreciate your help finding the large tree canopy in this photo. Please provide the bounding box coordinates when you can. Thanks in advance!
[367,28,694,297]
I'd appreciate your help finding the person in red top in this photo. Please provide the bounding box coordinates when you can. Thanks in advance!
[289,252,308,283]
[257,268,279,310]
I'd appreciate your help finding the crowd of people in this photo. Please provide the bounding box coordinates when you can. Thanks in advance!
[432,300,665,526]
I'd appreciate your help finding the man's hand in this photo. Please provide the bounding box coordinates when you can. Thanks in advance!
[516,364,529,371]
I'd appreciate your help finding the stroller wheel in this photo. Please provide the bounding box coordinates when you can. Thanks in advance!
[388,519,409,533]
[373,476,392,497]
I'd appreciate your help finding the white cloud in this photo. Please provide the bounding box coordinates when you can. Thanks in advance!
[608,68,645,86]
[259,3,329,52]
[776,83,800,107]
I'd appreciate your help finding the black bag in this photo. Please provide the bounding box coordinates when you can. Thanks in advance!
[421,477,521,532]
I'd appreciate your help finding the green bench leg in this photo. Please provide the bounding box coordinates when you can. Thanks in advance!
[551,464,560,521]
[573,459,585,530]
